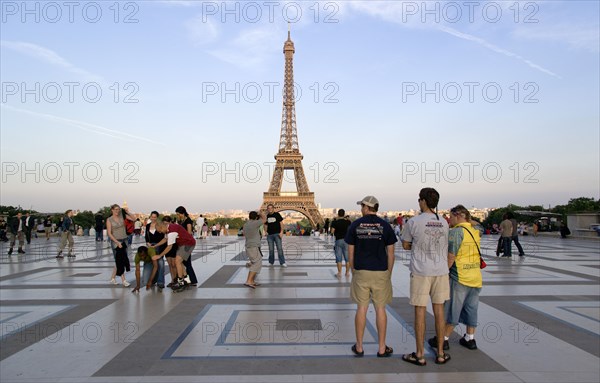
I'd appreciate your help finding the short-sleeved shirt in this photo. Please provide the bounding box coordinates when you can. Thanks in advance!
[401,212,449,277]
[134,247,156,265]
[266,212,283,235]
[243,220,263,248]
[344,214,397,271]
[510,219,519,236]
[500,219,513,237]
[448,223,482,288]
[330,218,351,241]
[166,223,196,247]
[180,217,194,233]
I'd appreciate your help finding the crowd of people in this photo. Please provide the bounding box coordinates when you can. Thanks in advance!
[2,188,532,365]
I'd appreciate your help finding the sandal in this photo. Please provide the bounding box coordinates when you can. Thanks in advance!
[377,345,393,357]
[435,352,451,365]
[402,352,426,366]
[351,344,364,357]
[253,283,261,287]
[243,283,256,289]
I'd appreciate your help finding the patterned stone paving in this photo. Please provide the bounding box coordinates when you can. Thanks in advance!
[0,234,598,382]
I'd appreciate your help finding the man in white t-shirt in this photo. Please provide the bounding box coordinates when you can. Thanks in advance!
[401,187,450,366]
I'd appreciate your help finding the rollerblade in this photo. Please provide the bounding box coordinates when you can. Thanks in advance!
[172,276,190,293]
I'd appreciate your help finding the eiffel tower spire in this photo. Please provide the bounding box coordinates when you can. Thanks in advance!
[279,23,299,153]
[262,28,323,228]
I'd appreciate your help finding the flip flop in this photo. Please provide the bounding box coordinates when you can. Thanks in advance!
[351,344,364,357]
[435,352,451,365]
[377,345,393,357]
[243,283,255,289]
[402,352,426,366]
[253,283,261,287]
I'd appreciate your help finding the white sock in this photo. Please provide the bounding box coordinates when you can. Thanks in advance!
[444,336,449,341]
[465,333,474,341]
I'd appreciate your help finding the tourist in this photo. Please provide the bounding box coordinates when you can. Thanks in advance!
[346,196,397,358]
[428,204,482,353]
[265,204,286,267]
[175,206,198,286]
[401,187,450,366]
[145,211,166,289]
[508,212,525,256]
[243,210,266,288]
[44,215,52,240]
[499,214,513,257]
[7,212,25,255]
[57,210,75,258]
[330,209,351,277]
[107,204,134,286]
[153,218,196,292]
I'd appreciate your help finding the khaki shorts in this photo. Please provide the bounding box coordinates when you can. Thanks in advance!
[176,244,195,261]
[409,273,450,306]
[350,270,392,308]
[246,246,262,274]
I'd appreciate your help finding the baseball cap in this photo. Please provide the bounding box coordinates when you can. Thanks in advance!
[357,196,379,208]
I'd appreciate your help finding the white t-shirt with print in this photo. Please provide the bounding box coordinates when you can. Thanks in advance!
[401,212,449,276]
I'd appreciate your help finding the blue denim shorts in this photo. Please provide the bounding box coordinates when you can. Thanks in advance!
[444,278,481,327]
[334,239,348,263]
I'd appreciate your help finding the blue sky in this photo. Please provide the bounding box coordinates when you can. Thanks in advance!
[1,0,598,214]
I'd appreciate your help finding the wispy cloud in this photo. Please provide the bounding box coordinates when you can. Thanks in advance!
[0,41,106,84]
[513,24,600,53]
[185,15,220,45]
[345,1,562,78]
[1,105,165,146]
[208,25,281,70]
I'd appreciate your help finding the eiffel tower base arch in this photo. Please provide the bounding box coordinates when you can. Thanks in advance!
[261,194,323,228]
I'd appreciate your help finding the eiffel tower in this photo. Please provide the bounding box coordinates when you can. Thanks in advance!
[261,29,323,228]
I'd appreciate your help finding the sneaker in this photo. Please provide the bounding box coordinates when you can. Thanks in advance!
[183,275,191,284]
[167,282,174,288]
[428,336,449,351]
[122,280,131,287]
[67,253,75,257]
[109,278,118,285]
[459,336,477,350]
[17,248,25,254]
[281,263,288,268]
[7,248,13,255]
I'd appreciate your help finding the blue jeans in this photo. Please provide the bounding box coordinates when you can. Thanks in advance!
[511,235,524,255]
[142,258,165,286]
[502,237,512,257]
[334,239,348,263]
[267,233,285,265]
[445,278,481,327]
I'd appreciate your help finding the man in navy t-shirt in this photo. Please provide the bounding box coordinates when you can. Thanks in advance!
[345,196,397,358]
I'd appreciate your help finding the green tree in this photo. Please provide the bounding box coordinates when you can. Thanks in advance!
[73,210,94,229]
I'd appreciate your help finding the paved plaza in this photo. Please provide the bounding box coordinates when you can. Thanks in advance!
[0,234,599,383]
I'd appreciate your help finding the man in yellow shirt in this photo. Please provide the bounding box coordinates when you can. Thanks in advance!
[428,204,482,352]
